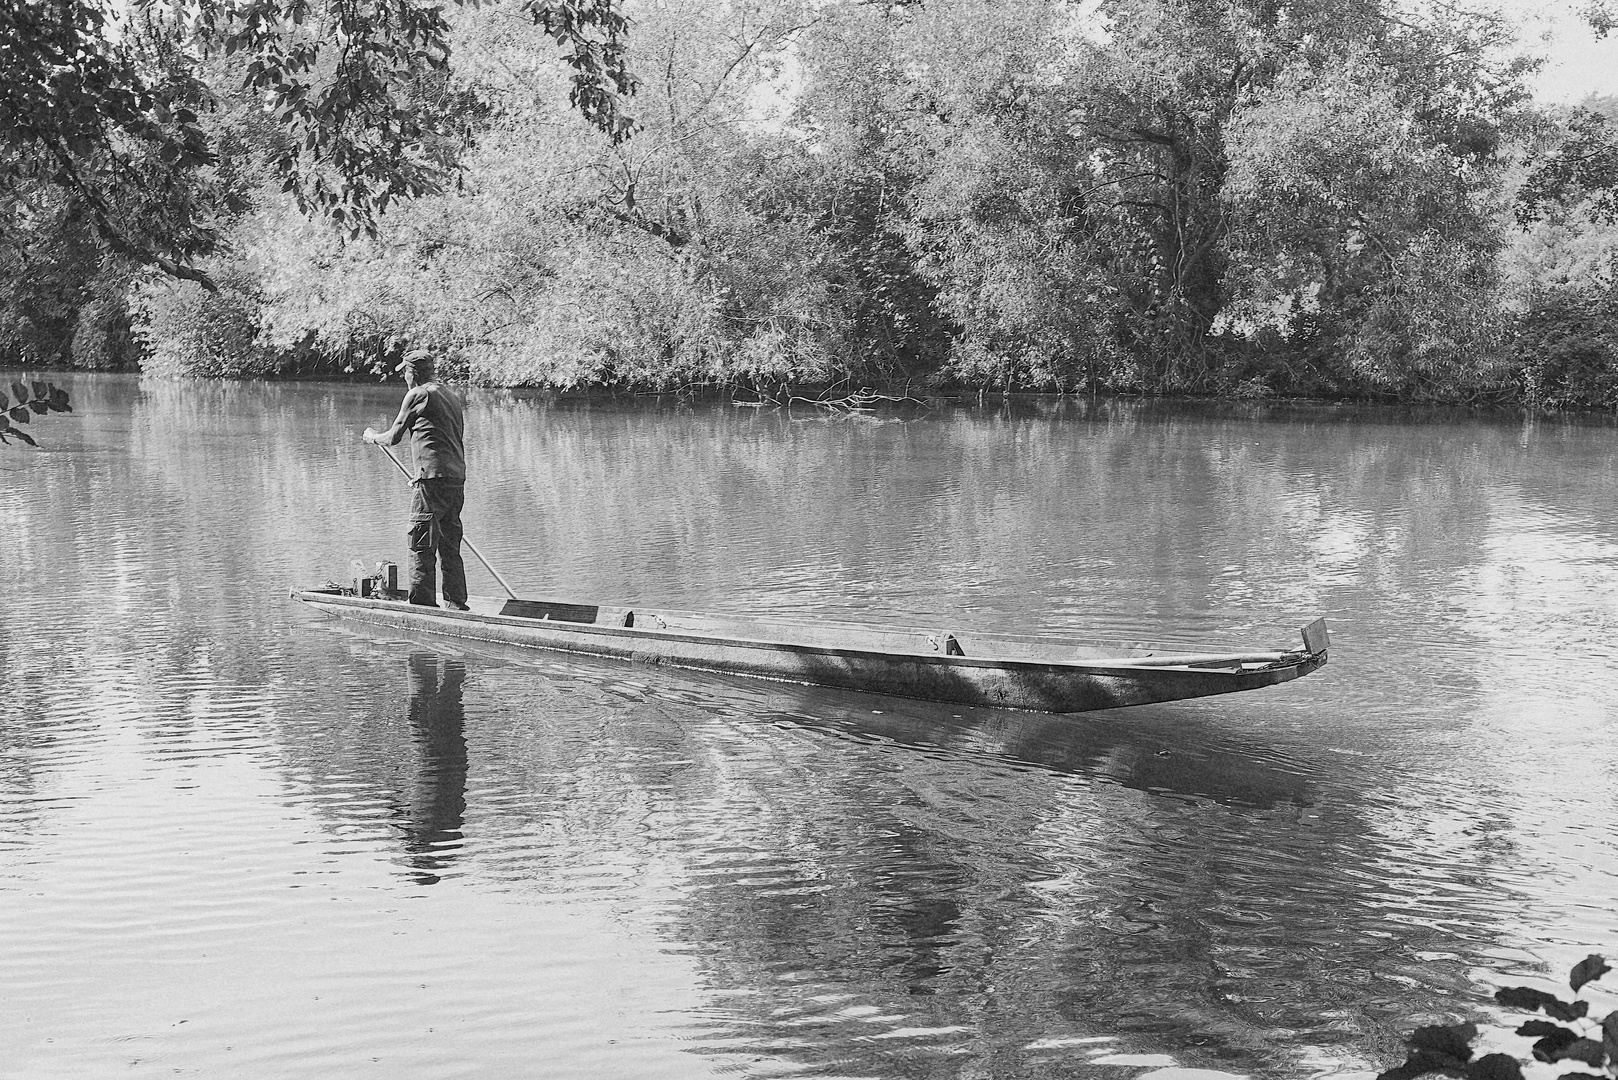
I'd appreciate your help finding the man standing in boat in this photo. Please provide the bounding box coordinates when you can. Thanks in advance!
[362,349,470,611]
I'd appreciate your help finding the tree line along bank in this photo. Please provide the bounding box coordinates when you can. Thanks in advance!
[4,0,1618,409]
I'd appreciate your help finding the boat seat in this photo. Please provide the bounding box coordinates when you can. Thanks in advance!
[499,599,600,624]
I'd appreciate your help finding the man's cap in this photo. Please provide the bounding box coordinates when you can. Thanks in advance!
[395,349,433,373]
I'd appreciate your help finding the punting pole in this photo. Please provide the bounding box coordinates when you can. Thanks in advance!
[375,443,519,600]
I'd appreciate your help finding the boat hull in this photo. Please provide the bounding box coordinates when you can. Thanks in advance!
[290,591,1327,714]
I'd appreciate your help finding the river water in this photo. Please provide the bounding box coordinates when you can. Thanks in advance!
[3,375,1615,1079]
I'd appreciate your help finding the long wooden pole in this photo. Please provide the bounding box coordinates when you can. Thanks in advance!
[376,443,518,600]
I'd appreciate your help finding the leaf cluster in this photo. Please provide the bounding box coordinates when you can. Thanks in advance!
[1,0,219,286]
[520,0,637,141]
[0,379,73,447]
[1379,955,1618,1080]
[1516,109,1618,227]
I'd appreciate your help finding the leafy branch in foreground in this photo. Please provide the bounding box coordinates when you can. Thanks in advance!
[2,0,639,290]
[1516,109,1618,227]
[1379,954,1617,1080]
[0,380,73,447]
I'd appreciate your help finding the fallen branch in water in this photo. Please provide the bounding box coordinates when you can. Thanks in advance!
[733,384,933,413]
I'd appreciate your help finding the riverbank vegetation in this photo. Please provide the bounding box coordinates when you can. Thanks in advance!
[5,0,1618,408]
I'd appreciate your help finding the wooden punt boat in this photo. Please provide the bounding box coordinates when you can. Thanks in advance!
[290,587,1329,714]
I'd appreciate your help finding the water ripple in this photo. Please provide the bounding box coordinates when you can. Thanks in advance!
[4,383,1618,1079]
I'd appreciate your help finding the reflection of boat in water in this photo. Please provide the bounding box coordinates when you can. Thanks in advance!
[791,704,1320,808]
[291,587,1328,713]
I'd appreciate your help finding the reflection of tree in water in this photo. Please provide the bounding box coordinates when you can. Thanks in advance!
[769,693,1317,810]
[15,380,1582,1075]
[246,624,1522,1077]
[397,652,468,885]
[664,785,1452,1075]
[465,671,1513,1079]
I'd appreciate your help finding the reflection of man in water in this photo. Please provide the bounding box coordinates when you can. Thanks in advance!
[402,652,468,885]
[362,349,468,610]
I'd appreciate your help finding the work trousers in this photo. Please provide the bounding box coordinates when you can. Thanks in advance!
[408,478,467,608]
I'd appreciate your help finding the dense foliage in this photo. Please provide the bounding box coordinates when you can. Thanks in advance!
[5,0,1618,406]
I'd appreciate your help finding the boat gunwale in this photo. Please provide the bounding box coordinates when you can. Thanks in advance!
[290,589,1323,679]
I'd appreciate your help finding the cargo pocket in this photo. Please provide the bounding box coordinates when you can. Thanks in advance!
[408,514,436,552]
